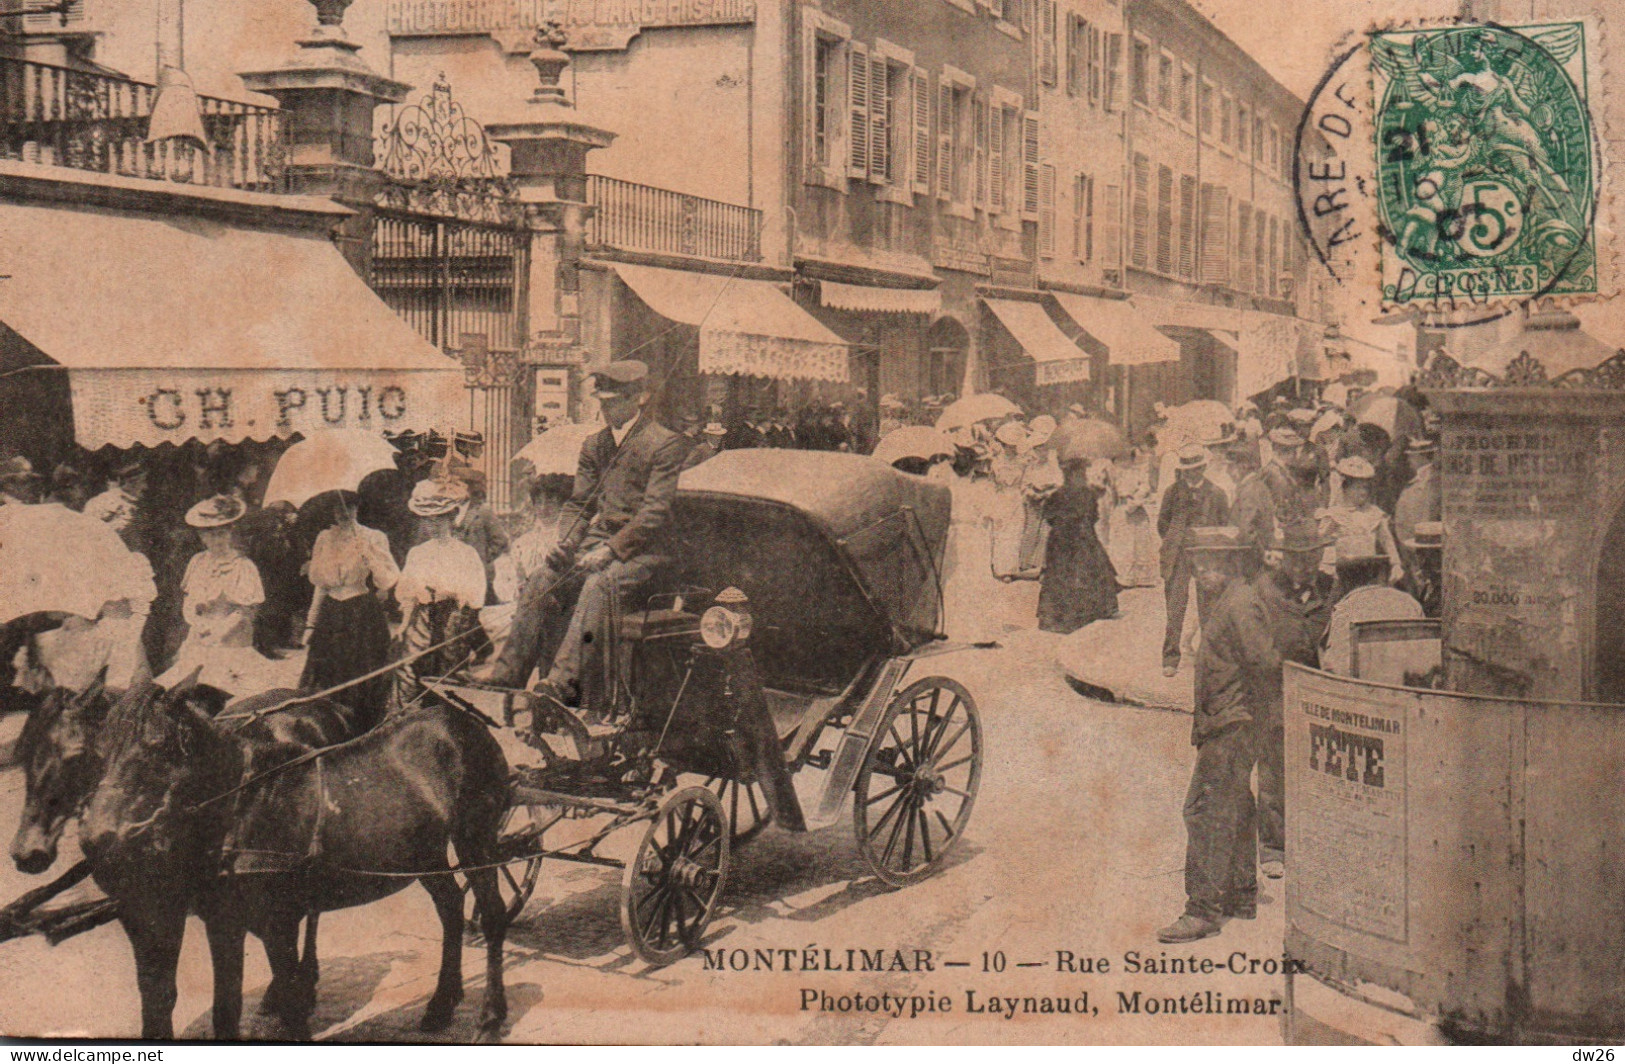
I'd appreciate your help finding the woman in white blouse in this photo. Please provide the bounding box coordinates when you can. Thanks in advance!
[394,477,487,702]
[300,491,400,728]
[157,494,298,695]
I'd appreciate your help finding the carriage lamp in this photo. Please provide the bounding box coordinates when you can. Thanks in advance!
[700,587,753,649]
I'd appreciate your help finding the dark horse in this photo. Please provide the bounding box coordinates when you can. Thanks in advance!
[82,677,512,1040]
[10,678,362,1032]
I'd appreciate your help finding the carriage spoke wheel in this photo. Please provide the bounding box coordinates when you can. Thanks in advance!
[853,677,982,888]
[704,776,772,847]
[467,805,546,932]
[620,786,730,966]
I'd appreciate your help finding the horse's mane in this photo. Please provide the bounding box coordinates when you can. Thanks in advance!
[16,683,110,763]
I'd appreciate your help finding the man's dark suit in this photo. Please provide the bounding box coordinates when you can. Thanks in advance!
[489,413,686,693]
[1158,474,1230,669]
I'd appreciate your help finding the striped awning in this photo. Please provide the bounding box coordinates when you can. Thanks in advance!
[983,299,1090,384]
[1050,293,1181,366]
[615,263,848,382]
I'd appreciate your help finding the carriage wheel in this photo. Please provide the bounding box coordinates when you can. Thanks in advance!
[704,776,773,847]
[620,786,730,966]
[853,677,982,888]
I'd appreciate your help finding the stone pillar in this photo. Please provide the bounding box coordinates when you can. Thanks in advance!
[486,28,615,435]
[486,29,616,344]
[239,0,409,278]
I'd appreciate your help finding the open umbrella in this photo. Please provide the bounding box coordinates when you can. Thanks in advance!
[265,429,402,508]
[1352,394,1422,444]
[871,426,957,468]
[1053,418,1128,464]
[0,503,155,625]
[1155,399,1234,452]
[935,393,1021,432]
[510,421,603,477]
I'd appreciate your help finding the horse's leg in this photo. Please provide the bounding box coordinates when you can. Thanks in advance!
[299,912,320,1004]
[418,870,466,1033]
[258,911,312,1041]
[202,906,245,1041]
[118,902,187,1040]
[464,865,509,1042]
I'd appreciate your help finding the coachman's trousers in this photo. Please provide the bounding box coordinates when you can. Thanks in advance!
[1182,719,1261,920]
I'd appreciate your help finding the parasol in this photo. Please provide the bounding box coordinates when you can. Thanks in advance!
[1351,394,1422,444]
[1053,418,1129,464]
[935,393,1022,432]
[510,421,603,477]
[264,430,402,509]
[0,503,156,625]
[871,426,957,468]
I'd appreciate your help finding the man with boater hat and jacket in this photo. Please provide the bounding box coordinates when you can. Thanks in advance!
[484,360,686,706]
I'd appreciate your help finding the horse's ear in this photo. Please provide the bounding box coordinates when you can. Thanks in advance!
[167,666,205,700]
[178,683,232,723]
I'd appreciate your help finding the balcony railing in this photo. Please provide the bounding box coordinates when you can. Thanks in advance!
[586,174,762,263]
[0,57,286,193]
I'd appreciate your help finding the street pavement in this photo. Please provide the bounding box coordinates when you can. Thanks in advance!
[0,568,1296,1045]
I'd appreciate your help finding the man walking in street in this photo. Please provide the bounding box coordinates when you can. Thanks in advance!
[1158,521,1331,943]
[1158,444,1230,676]
[1232,426,1323,552]
[483,360,686,707]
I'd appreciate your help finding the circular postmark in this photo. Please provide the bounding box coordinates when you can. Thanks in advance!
[1294,19,1601,328]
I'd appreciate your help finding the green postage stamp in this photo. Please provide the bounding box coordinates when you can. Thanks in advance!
[1370,21,1597,309]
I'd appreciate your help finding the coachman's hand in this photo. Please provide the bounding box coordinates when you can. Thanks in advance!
[546,546,573,571]
[579,545,616,572]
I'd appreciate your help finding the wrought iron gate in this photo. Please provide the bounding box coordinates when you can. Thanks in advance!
[367,74,531,510]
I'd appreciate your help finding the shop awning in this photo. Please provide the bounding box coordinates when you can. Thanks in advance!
[1236,312,1308,399]
[1050,293,1181,366]
[613,262,847,382]
[819,280,941,315]
[983,299,1090,384]
[0,203,464,450]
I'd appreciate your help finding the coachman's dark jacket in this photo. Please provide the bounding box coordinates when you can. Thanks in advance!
[562,414,688,561]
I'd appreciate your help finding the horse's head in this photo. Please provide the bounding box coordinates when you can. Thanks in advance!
[80,670,239,879]
[11,676,111,874]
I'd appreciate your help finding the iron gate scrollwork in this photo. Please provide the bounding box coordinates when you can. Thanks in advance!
[369,73,531,510]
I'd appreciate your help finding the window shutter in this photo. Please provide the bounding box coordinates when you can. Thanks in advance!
[1156,164,1174,275]
[1130,154,1149,269]
[974,96,988,207]
[1039,163,1057,257]
[848,42,870,179]
[869,56,889,183]
[1105,34,1122,112]
[990,106,1005,212]
[1255,208,1266,292]
[1089,24,1102,106]
[1179,175,1196,279]
[1066,17,1080,96]
[1100,183,1123,270]
[938,83,955,200]
[1021,111,1040,218]
[1237,201,1252,285]
[1040,0,1058,86]
[1200,183,1228,284]
[912,69,932,194]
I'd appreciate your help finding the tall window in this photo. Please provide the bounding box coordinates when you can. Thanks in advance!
[1179,66,1194,124]
[1220,92,1233,145]
[1254,207,1266,293]
[1039,163,1057,257]
[1131,153,1150,269]
[1039,0,1058,86]
[1104,33,1123,112]
[1068,17,1101,104]
[1237,201,1252,282]
[1158,53,1174,111]
[1199,79,1213,136]
[1237,104,1250,156]
[1074,172,1095,262]
[1156,164,1174,275]
[1269,215,1280,296]
[1131,38,1150,105]
[1200,183,1229,284]
[812,35,839,168]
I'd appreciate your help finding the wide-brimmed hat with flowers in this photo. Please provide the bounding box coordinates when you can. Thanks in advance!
[185,494,248,529]
[408,477,470,517]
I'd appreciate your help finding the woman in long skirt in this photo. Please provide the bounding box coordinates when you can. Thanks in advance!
[1038,460,1120,634]
[394,478,487,706]
[301,491,400,729]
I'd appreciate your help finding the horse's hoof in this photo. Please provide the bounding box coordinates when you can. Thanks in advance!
[475,1021,504,1044]
[420,1006,455,1033]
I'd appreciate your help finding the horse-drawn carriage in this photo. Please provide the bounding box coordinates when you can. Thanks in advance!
[433,448,986,963]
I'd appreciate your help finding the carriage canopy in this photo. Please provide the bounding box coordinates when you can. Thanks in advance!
[671,451,951,692]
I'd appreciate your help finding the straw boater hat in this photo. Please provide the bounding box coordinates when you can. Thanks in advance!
[702,421,727,438]
[1404,520,1444,554]
[1175,443,1210,471]
[408,477,469,518]
[185,494,247,529]
[1336,455,1377,480]
[1268,426,1307,448]
[1406,435,1439,455]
